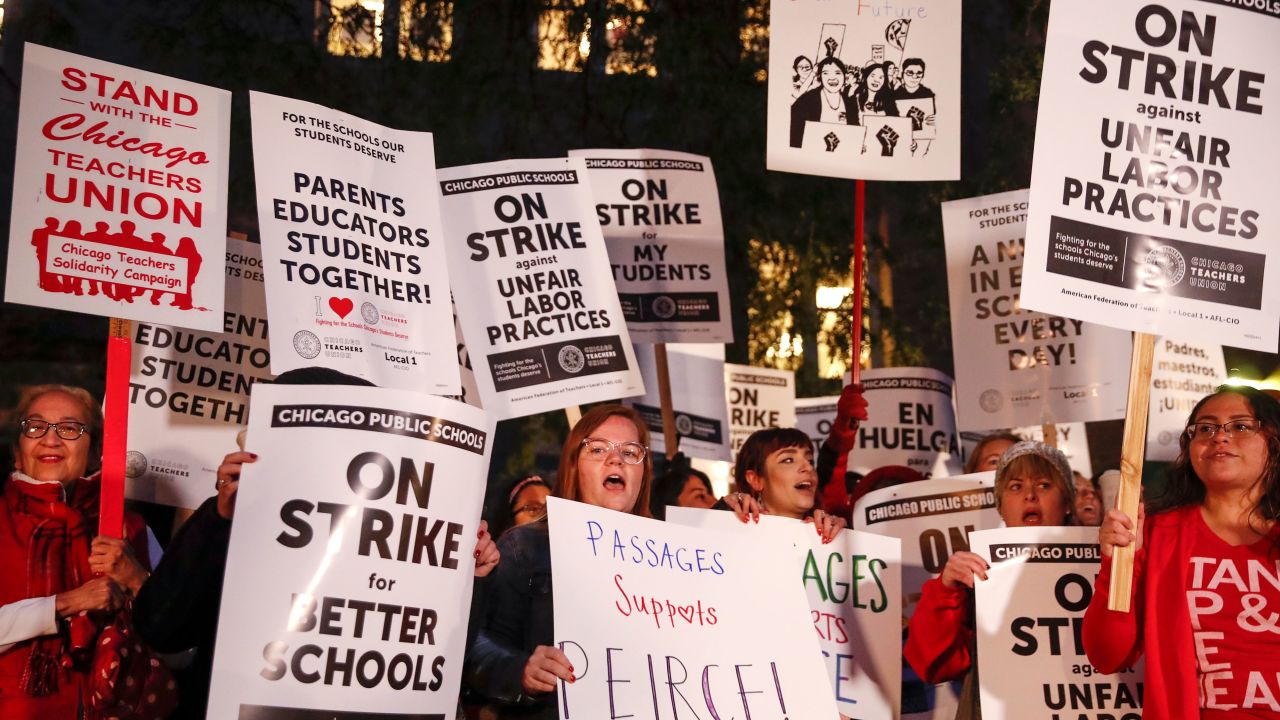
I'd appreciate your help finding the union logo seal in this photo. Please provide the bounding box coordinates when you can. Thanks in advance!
[979,389,1003,413]
[675,414,694,436]
[1141,245,1186,289]
[558,345,585,374]
[293,330,321,359]
[360,302,380,325]
[651,295,677,320]
[125,451,148,479]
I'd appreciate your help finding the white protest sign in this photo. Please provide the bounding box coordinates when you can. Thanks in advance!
[1147,337,1227,461]
[126,238,271,509]
[852,473,1001,720]
[1023,1,1280,351]
[849,367,962,477]
[6,44,230,330]
[766,1,961,180]
[449,308,482,409]
[971,526,1143,720]
[438,158,644,419]
[796,395,840,459]
[548,497,840,720]
[570,149,733,343]
[942,189,1130,429]
[206,384,493,719]
[667,507,902,720]
[627,344,732,462]
[726,363,797,456]
[249,90,459,391]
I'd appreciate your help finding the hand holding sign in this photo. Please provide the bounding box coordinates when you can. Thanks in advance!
[827,382,869,454]
[1098,504,1144,559]
[939,550,990,589]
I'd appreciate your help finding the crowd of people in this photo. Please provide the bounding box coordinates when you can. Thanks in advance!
[2,377,1277,719]
[788,52,936,149]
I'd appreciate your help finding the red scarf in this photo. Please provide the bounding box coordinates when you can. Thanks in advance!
[1,474,100,696]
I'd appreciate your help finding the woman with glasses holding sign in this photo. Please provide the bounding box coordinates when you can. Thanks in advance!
[0,385,152,719]
[1085,387,1280,720]
[465,404,654,719]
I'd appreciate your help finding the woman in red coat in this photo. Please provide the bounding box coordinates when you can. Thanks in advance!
[1085,387,1280,719]
[0,385,150,719]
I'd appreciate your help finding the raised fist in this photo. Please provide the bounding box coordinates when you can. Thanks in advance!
[876,126,899,156]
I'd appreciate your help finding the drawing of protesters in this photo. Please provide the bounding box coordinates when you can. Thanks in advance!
[791,55,817,100]
[894,58,936,156]
[58,221,86,296]
[144,233,173,305]
[171,236,202,310]
[852,61,899,123]
[31,217,64,293]
[789,56,859,148]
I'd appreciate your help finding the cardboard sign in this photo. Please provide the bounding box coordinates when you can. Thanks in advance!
[126,238,272,508]
[547,497,840,720]
[6,44,230,330]
[1147,337,1227,461]
[852,473,1002,720]
[250,91,460,391]
[1023,1,1280,351]
[438,157,644,419]
[971,526,1144,720]
[848,367,962,477]
[667,507,903,720]
[796,395,840,459]
[627,344,732,462]
[958,423,1094,479]
[766,1,961,180]
[206,384,493,719]
[942,189,1130,429]
[570,149,733,343]
[725,363,797,457]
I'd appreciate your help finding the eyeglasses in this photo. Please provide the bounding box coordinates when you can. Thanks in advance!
[1185,419,1263,441]
[580,438,647,465]
[903,69,924,77]
[20,418,89,440]
[513,501,546,517]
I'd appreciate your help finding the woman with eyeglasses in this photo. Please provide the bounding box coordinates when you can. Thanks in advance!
[465,404,653,719]
[0,385,152,718]
[1084,387,1280,720]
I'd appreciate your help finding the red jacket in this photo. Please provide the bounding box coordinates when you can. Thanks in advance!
[904,577,974,684]
[1083,505,1202,720]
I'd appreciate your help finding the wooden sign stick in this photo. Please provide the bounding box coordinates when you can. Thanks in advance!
[654,343,680,459]
[1108,332,1156,612]
[851,180,866,384]
[100,318,133,538]
[565,405,583,428]
[1041,422,1059,448]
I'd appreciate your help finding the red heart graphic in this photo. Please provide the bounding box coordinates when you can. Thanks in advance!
[329,297,354,318]
[677,605,696,624]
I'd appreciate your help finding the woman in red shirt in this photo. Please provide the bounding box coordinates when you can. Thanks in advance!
[1085,387,1280,719]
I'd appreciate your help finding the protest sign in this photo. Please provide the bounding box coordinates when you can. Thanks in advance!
[1147,337,1226,461]
[796,395,840,459]
[853,473,1001,720]
[726,363,796,457]
[570,149,733,343]
[628,344,731,462]
[438,157,644,419]
[971,526,1144,720]
[942,190,1130,429]
[848,367,962,477]
[250,91,459,391]
[1023,0,1280,351]
[547,497,840,720]
[6,44,230,330]
[448,309,482,409]
[667,507,902,720]
[1011,423,1093,478]
[206,383,492,719]
[125,238,271,508]
[766,0,961,180]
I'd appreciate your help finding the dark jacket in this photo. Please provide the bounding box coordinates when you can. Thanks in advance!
[789,86,859,148]
[132,496,232,720]
[464,519,556,719]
